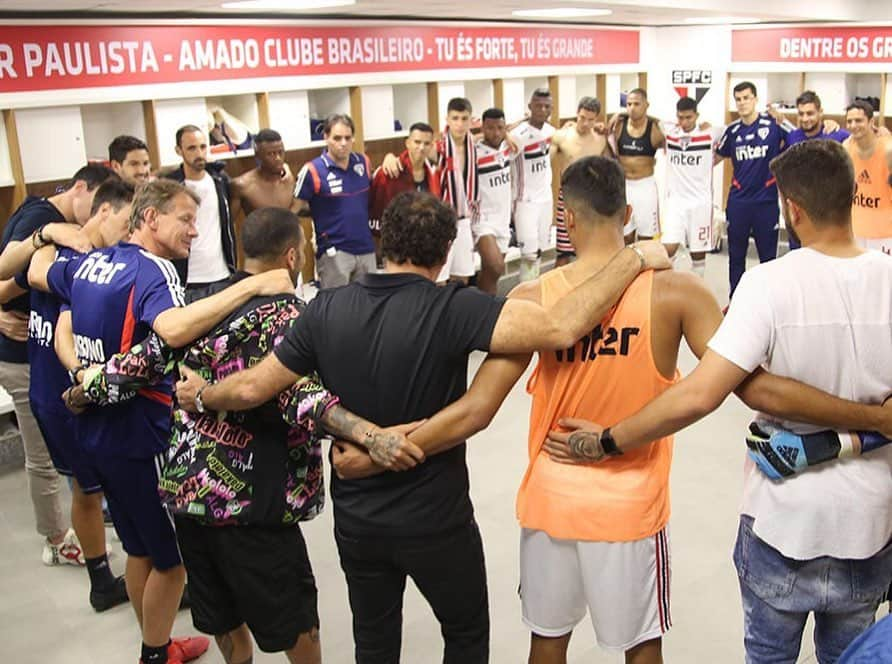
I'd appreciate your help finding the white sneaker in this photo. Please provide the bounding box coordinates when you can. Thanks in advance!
[42,528,85,566]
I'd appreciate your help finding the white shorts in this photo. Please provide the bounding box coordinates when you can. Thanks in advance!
[437,217,475,281]
[662,198,713,253]
[474,212,511,254]
[856,236,892,256]
[514,199,554,258]
[626,176,660,238]
[520,527,672,651]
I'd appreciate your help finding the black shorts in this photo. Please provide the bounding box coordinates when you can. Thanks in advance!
[174,517,319,653]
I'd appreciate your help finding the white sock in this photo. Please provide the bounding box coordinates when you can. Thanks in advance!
[692,258,706,277]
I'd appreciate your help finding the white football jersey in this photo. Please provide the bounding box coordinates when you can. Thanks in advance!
[477,140,514,225]
[663,123,722,202]
[511,121,555,203]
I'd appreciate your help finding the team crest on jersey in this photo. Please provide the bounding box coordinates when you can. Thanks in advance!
[353,163,365,177]
[678,135,691,150]
[757,127,770,140]
[672,70,712,103]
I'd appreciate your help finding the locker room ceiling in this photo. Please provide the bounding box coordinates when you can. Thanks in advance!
[0,0,885,26]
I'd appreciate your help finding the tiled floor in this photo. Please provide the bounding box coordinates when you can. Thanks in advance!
[0,249,886,663]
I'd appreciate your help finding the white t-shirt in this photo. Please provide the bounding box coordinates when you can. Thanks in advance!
[510,121,555,204]
[662,122,723,203]
[183,172,230,284]
[708,247,892,560]
[476,140,514,227]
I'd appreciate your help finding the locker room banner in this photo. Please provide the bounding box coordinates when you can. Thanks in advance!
[733,26,892,63]
[0,24,639,94]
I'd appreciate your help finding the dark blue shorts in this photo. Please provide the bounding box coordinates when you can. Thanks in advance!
[31,401,103,494]
[91,452,182,570]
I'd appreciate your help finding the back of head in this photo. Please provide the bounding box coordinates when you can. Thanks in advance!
[380,192,457,268]
[447,97,472,114]
[66,163,117,192]
[89,179,135,217]
[130,179,199,232]
[769,140,854,226]
[561,156,626,227]
[108,135,148,163]
[577,96,601,115]
[241,207,302,261]
[253,128,283,147]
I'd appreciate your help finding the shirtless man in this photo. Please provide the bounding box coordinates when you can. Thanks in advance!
[610,89,665,242]
[230,129,295,215]
[551,97,612,266]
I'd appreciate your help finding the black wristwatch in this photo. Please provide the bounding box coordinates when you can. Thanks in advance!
[68,367,84,385]
[600,427,624,456]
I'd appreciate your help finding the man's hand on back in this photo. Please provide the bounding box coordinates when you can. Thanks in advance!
[633,240,672,271]
[0,309,28,342]
[242,268,295,296]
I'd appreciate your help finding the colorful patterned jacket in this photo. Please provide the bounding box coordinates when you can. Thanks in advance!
[81,286,338,527]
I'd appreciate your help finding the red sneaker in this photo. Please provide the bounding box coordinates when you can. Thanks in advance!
[169,636,210,662]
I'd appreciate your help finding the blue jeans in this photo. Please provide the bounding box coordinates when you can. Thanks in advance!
[734,515,892,664]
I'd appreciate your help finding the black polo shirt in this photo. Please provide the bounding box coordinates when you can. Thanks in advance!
[274,272,506,537]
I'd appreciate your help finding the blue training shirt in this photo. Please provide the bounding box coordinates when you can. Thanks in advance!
[47,242,184,458]
[294,152,375,257]
[0,197,65,363]
[786,127,850,145]
[717,113,790,205]
[26,246,79,411]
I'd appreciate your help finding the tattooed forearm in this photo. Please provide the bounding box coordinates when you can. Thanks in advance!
[321,404,370,444]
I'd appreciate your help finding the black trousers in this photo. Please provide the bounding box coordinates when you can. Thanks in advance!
[335,519,489,664]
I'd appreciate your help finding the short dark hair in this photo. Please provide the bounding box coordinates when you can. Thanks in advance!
[323,114,355,136]
[175,124,203,147]
[380,192,456,268]
[577,96,601,115]
[447,97,472,114]
[408,122,434,134]
[530,88,552,101]
[796,90,822,109]
[561,156,626,226]
[846,99,874,119]
[64,164,117,192]
[241,207,303,260]
[481,108,505,122]
[770,140,854,227]
[89,179,134,217]
[628,88,647,101]
[253,128,283,146]
[733,81,757,97]
[676,97,698,113]
[108,135,148,164]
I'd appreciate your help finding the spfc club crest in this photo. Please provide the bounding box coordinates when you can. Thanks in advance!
[757,127,770,140]
[679,135,691,150]
[354,163,365,177]
[672,70,712,103]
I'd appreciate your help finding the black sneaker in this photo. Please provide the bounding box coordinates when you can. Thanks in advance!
[90,575,128,612]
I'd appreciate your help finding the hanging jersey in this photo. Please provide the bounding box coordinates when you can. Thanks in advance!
[664,125,721,202]
[476,141,514,226]
[845,136,892,239]
[617,117,658,157]
[27,246,79,411]
[517,269,677,542]
[511,121,555,203]
[47,242,184,459]
[717,113,789,204]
